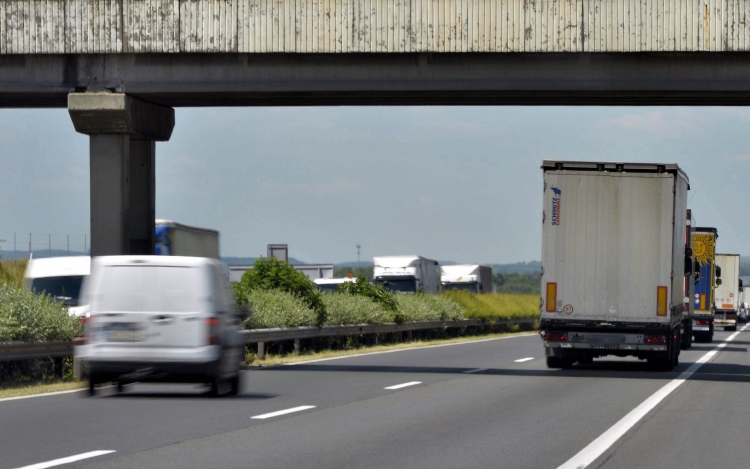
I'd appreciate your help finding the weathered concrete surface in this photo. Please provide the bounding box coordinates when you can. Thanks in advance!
[6,52,750,107]
[68,92,175,141]
[2,0,750,54]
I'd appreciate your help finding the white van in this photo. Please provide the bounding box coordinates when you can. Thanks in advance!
[79,256,244,397]
[24,256,91,317]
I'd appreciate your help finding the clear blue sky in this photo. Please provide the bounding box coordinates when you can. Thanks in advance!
[0,106,747,264]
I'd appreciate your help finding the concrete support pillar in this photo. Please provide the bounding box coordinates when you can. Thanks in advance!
[68,93,174,256]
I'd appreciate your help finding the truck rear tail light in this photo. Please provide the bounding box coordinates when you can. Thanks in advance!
[546,283,557,312]
[695,319,708,326]
[644,334,668,344]
[543,331,568,341]
[728,313,736,320]
[205,317,220,346]
[656,286,668,316]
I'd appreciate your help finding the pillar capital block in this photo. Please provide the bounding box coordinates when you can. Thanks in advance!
[68,92,175,141]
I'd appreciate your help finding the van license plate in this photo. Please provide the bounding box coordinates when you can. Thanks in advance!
[105,324,139,342]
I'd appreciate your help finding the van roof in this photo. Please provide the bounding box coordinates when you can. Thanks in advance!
[24,256,91,279]
[93,255,217,267]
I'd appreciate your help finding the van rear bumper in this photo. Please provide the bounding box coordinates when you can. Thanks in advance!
[89,359,220,384]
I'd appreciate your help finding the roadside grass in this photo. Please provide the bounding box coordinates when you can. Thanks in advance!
[0,379,84,400]
[243,330,537,367]
[442,291,539,319]
[0,259,27,287]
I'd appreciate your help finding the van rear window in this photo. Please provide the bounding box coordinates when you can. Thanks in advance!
[97,266,206,313]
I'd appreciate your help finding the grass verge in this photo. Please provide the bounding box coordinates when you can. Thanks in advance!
[0,379,85,400]
[244,330,537,367]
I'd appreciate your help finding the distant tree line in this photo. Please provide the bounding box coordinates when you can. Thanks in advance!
[493,273,541,294]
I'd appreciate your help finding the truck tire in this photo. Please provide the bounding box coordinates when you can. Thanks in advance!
[726,326,737,332]
[578,356,594,365]
[681,324,692,350]
[88,374,98,397]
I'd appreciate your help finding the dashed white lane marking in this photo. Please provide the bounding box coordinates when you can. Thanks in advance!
[557,324,749,469]
[14,450,116,469]
[384,381,422,390]
[463,368,489,374]
[514,357,534,363]
[251,405,316,420]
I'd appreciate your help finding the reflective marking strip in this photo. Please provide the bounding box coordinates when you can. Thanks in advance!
[14,450,116,469]
[546,282,558,312]
[251,406,316,420]
[557,323,749,469]
[656,286,668,316]
[384,381,422,390]
[514,357,534,363]
[700,293,706,311]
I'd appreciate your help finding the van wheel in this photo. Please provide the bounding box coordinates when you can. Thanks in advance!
[229,375,240,396]
[88,375,97,397]
[116,381,124,394]
[209,375,222,397]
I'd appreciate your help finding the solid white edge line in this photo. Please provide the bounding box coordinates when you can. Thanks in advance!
[514,357,535,363]
[277,333,537,366]
[463,368,489,374]
[251,405,316,420]
[0,388,84,403]
[384,381,422,390]
[557,324,748,469]
[14,450,116,469]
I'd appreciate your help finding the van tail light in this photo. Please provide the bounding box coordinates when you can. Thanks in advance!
[543,331,568,341]
[79,317,91,345]
[644,334,668,344]
[206,317,220,346]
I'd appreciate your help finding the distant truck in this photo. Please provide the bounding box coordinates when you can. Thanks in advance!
[714,253,741,331]
[539,161,690,370]
[314,277,356,293]
[155,219,220,258]
[680,209,695,350]
[691,227,720,342]
[440,265,492,293]
[373,256,439,294]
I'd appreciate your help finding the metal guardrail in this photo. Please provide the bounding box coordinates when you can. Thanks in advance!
[0,318,537,362]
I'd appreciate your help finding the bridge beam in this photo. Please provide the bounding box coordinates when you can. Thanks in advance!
[68,93,175,256]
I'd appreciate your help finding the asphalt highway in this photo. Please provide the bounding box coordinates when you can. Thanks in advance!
[3,329,750,469]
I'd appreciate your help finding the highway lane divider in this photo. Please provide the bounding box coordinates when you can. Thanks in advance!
[384,381,422,390]
[557,323,750,469]
[14,450,116,469]
[251,406,316,420]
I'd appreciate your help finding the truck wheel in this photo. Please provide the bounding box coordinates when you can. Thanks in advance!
[726,326,737,332]
[560,359,575,369]
[229,374,240,396]
[88,374,98,397]
[546,357,563,369]
[578,356,594,365]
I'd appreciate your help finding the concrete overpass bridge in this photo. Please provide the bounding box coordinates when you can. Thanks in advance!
[3,0,750,255]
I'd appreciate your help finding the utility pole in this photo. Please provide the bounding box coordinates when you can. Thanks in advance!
[67,235,70,256]
[84,234,87,255]
[14,233,16,260]
[28,233,31,257]
[356,244,361,270]
[49,234,51,256]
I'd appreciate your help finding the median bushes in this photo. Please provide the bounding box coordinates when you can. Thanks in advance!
[396,294,464,322]
[241,289,318,329]
[0,284,82,382]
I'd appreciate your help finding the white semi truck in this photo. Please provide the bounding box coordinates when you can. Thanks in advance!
[539,161,690,371]
[714,253,742,331]
[373,256,439,294]
[155,219,220,258]
[440,265,492,293]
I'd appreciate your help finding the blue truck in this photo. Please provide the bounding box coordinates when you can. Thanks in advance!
[691,227,720,343]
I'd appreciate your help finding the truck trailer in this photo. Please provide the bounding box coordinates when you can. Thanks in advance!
[714,253,741,331]
[373,256,439,294]
[680,209,695,350]
[155,220,220,258]
[691,227,719,342]
[539,161,690,371]
[440,265,493,293]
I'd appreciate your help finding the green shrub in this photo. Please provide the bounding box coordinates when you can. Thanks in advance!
[442,290,539,319]
[241,289,318,329]
[396,294,464,322]
[0,284,81,342]
[0,284,82,382]
[235,257,327,326]
[337,276,398,312]
[322,293,392,325]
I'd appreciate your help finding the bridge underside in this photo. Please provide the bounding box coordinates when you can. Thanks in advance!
[4,52,750,108]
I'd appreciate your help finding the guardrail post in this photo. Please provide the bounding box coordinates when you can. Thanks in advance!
[73,357,82,379]
[257,342,265,359]
[294,339,300,354]
[54,357,63,379]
